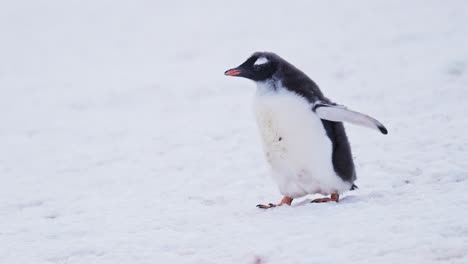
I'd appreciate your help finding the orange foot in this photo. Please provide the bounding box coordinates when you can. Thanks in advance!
[311,193,340,203]
[257,196,293,209]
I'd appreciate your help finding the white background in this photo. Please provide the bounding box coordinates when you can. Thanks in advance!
[1,1,467,263]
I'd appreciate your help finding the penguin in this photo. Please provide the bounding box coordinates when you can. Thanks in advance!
[224,52,387,209]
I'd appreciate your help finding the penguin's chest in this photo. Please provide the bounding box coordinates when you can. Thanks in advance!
[254,88,348,198]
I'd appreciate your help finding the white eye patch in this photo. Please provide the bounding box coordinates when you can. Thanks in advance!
[254,57,269,66]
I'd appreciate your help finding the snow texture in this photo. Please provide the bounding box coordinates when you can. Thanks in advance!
[1,1,467,263]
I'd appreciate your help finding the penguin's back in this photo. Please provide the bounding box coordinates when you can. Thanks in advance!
[321,120,356,183]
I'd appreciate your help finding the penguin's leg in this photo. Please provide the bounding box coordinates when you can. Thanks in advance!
[256,196,293,209]
[311,193,340,203]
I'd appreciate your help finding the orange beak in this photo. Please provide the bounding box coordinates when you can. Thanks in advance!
[224,69,242,76]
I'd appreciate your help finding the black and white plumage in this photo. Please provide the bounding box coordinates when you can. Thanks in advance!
[225,52,387,206]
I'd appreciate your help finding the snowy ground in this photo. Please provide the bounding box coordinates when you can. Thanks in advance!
[1,1,468,263]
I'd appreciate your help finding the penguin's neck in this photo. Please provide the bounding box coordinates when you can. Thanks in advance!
[256,78,281,95]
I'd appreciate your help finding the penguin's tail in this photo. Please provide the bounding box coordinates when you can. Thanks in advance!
[350,184,358,191]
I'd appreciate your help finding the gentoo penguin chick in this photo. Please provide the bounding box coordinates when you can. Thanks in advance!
[224,52,387,209]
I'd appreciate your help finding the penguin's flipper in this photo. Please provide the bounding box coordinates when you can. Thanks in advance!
[313,102,388,134]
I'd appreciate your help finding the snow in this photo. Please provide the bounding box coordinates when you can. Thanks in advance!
[0,0,467,263]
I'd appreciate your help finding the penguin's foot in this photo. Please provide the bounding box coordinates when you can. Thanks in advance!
[257,196,293,209]
[311,193,339,203]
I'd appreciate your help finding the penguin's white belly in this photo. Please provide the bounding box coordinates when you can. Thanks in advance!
[254,87,351,198]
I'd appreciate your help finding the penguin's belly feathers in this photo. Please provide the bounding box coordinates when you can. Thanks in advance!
[254,84,351,198]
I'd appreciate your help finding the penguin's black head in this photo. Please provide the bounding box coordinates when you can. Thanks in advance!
[224,52,279,81]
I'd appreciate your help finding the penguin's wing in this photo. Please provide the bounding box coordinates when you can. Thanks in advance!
[313,102,388,134]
